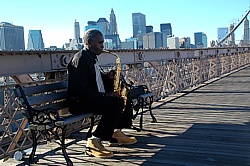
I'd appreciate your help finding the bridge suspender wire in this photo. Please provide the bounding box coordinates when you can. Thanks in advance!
[217,9,250,46]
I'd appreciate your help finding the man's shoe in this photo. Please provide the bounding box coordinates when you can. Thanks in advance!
[85,138,114,158]
[109,130,137,146]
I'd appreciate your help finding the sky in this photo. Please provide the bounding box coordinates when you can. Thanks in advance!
[1,0,249,48]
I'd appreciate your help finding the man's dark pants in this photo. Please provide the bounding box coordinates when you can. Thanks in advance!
[69,95,133,140]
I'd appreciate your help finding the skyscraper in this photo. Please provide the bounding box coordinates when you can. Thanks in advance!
[65,20,84,50]
[167,37,179,49]
[160,23,172,37]
[85,18,109,35]
[143,32,166,49]
[146,25,153,33]
[0,22,25,51]
[194,32,207,48]
[109,8,118,34]
[74,19,80,40]
[132,12,146,37]
[27,30,44,50]
[105,34,120,49]
[243,17,249,46]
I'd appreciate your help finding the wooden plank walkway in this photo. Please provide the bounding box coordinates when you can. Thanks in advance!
[3,66,250,166]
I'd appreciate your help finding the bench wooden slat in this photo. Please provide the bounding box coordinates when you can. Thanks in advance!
[35,100,69,111]
[55,113,94,127]
[27,91,67,106]
[22,81,68,96]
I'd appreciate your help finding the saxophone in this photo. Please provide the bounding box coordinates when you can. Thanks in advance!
[102,50,128,104]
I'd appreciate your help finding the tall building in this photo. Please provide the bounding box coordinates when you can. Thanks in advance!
[132,12,146,37]
[27,30,44,50]
[146,25,153,33]
[74,19,80,40]
[167,37,179,49]
[105,34,120,49]
[143,32,167,49]
[243,17,249,46]
[120,37,138,49]
[160,23,172,37]
[217,27,228,43]
[194,32,207,48]
[96,18,109,35]
[109,8,118,34]
[0,22,25,51]
[65,20,84,50]
[85,18,109,35]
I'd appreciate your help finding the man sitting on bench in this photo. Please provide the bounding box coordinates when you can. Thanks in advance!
[66,29,137,158]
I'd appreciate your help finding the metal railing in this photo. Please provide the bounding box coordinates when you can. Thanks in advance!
[0,47,249,159]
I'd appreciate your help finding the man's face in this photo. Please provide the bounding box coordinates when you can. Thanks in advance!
[89,34,104,55]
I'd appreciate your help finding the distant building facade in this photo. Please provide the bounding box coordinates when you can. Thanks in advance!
[167,37,179,49]
[27,30,44,50]
[120,37,138,49]
[85,18,109,36]
[146,25,153,33]
[105,34,120,49]
[96,18,109,35]
[160,23,172,37]
[143,32,167,49]
[194,32,207,48]
[104,39,113,49]
[0,22,25,51]
[132,12,146,37]
[217,27,228,44]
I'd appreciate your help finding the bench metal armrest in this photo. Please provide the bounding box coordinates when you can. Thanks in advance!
[30,107,59,125]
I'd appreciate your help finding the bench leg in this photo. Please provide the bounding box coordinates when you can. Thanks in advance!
[61,129,73,166]
[132,96,157,132]
[149,97,157,123]
[86,116,94,139]
[29,130,37,163]
[139,98,144,130]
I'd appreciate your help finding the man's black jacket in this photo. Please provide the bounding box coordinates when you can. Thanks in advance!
[66,49,105,101]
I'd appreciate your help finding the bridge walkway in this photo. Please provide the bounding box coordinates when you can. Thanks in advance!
[4,66,250,166]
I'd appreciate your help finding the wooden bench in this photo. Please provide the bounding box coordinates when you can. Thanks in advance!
[14,81,94,166]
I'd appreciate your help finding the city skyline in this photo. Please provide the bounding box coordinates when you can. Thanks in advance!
[0,0,249,48]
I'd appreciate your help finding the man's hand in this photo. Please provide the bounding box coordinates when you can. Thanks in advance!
[105,92,120,97]
[107,70,116,80]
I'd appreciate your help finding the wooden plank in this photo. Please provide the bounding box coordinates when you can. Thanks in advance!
[22,81,68,96]
[27,91,66,106]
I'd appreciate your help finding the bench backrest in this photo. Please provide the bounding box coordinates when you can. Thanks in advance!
[14,81,69,121]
